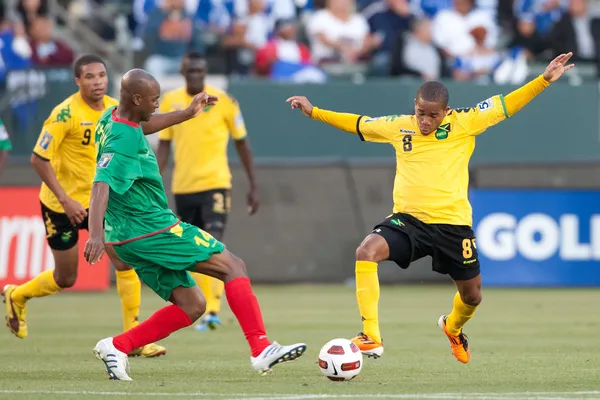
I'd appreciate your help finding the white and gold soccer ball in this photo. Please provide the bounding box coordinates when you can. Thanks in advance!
[317,338,363,381]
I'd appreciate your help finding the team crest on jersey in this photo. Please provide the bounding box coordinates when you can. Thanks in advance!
[39,131,53,150]
[477,98,493,111]
[435,123,450,140]
[97,153,114,168]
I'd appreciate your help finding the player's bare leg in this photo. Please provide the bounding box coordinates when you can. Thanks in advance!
[4,247,78,338]
[350,233,389,359]
[195,250,306,374]
[193,227,224,332]
[438,274,482,364]
[106,245,167,358]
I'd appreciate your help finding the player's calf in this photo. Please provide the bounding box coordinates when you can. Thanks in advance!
[171,286,206,323]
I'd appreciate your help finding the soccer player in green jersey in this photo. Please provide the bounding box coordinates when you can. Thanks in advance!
[0,118,11,178]
[84,69,306,381]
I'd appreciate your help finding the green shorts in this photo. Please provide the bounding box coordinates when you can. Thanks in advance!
[113,221,225,301]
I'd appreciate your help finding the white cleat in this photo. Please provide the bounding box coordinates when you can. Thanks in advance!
[93,337,132,381]
[250,341,307,375]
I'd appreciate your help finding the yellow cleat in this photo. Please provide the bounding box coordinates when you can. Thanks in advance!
[438,315,470,364]
[350,332,384,359]
[2,284,27,339]
[128,343,167,358]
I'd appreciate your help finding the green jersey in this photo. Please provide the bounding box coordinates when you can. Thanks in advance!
[0,119,12,151]
[94,107,178,244]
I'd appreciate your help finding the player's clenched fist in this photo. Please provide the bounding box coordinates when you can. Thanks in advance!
[84,235,105,265]
[187,92,219,118]
[286,96,314,117]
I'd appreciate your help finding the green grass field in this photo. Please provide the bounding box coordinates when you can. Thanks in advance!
[1,284,599,400]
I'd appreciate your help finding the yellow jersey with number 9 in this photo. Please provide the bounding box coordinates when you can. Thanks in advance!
[33,92,119,213]
[356,95,508,226]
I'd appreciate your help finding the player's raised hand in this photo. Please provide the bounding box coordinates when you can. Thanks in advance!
[543,52,575,83]
[62,197,87,226]
[84,235,105,265]
[187,92,219,117]
[286,96,313,117]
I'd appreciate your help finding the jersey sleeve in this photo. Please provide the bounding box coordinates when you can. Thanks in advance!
[32,107,72,160]
[157,96,174,141]
[455,95,509,136]
[94,129,142,195]
[356,115,403,143]
[224,94,247,141]
[0,120,11,151]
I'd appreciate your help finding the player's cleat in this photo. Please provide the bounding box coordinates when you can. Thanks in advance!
[250,341,307,375]
[350,332,384,359]
[2,284,27,339]
[438,315,470,364]
[127,343,167,358]
[194,312,221,332]
[93,337,132,381]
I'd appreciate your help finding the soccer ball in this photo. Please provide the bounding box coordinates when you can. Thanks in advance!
[317,338,363,381]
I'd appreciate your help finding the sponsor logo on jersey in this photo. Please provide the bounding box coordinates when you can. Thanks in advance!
[97,153,114,168]
[39,131,53,150]
[80,121,94,126]
[400,129,415,135]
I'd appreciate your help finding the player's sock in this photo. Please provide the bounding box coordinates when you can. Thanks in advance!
[355,260,382,343]
[11,270,61,307]
[446,291,477,336]
[192,273,222,314]
[225,277,271,357]
[112,304,191,354]
[115,269,141,332]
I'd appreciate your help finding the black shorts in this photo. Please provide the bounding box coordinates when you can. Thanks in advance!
[373,213,480,281]
[41,202,88,251]
[174,189,231,238]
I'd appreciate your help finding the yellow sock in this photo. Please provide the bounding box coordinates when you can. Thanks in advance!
[116,269,141,332]
[11,270,61,307]
[192,272,223,314]
[446,291,477,336]
[355,260,381,343]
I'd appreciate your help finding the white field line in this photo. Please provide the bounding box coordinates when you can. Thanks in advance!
[0,390,599,399]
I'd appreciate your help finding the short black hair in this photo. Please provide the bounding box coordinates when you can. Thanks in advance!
[184,51,205,62]
[416,81,449,108]
[73,54,106,78]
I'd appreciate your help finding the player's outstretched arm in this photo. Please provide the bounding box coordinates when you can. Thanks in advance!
[84,182,109,264]
[286,96,360,134]
[503,52,574,117]
[141,92,218,135]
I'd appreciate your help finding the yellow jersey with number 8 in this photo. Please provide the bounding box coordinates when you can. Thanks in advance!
[33,93,119,213]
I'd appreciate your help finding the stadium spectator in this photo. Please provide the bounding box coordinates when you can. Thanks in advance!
[143,0,204,77]
[254,18,312,76]
[512,0,569,57]
[431,0,498,58]
[17,0,49,31]
[363,0,413,75]
[0,17,32,82]
[392,18,442,79]
[28,16,74,67]
[451,20,501,82]
[306,0,375,65]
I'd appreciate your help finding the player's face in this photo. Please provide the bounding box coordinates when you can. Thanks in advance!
[414,98,449,135]
[182,59,207,95]
[140,82,161,122]
[76,63,108,102]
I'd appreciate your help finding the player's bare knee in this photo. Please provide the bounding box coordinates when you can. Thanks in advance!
[355,245,381,263]
[461,290,482,307]
[53,268,77,288]
[112,258,132,272]
[224,252,247,281]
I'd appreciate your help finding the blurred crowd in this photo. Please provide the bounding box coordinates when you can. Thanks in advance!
[1,0,599,83]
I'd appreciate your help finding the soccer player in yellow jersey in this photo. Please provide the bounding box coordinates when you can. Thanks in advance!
[157,52,258,332]
[2,55,207,357]
[287,53,574,364]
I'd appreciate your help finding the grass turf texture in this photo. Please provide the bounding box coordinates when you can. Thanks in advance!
[1,285,599,400]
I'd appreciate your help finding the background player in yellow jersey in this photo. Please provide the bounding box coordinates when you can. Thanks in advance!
[157,52,258,332]
[287,53,574,364]
[2,55,208,357]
